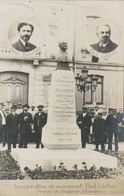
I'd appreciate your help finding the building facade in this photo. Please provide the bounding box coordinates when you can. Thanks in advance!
[0,0,124,113]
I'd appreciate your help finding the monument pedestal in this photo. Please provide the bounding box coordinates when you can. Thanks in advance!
[11,148,117,172]
[42,69,81,150]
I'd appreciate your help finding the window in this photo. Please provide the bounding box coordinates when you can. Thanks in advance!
[85,75,103,105]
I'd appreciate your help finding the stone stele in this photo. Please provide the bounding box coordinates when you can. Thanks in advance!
[42,68,81,150]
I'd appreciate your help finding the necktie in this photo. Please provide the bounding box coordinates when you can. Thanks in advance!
[25,42,30,51]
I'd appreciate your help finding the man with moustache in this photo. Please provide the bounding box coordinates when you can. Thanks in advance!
[106,108,120,151]
[12,22,36,52]
[77,107,92,148]
[91,24,118,53]
[6,105,18,151]
[18,104,33,148]
[34,105,47,148]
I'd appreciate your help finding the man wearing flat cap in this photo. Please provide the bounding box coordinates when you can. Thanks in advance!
[18,104,33,148]
[6,105,18,151]
[34,105,47,148]
[77,106,92,148]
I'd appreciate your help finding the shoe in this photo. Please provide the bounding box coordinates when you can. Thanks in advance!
[7,149,11,152]
[35,146,39,148]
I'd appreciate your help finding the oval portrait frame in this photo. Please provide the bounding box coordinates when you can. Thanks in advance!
[85,17,121,59]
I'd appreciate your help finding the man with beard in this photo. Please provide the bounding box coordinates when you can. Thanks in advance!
[91,24,118,53]
[18,104,33,148]
[12,22,36,52]
[77,107,92,148]
[106,108,120,151]
[93,112,107,152]
[34,105,47,148]
[6,105,18,151]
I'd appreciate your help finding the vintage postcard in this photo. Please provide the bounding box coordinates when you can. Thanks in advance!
[0,0,124,195]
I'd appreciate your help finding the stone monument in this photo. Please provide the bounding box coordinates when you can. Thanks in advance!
[42,62,81,150]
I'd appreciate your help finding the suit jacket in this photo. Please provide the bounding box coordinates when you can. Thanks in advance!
[94,118,107,139]
[106,114,120,132]
[34,112,47,132]
[18,112,33,134]
[12,39,36,52]
[6,113,18,135]
[90,40,118,53]
[77,113,92,131]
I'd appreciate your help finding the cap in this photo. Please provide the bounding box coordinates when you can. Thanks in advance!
[23,104,30,108]
[37,105,44,108]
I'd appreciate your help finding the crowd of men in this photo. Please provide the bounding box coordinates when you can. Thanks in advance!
[77,106,123,152]
[0,102,124,152]
[0,103,47,151]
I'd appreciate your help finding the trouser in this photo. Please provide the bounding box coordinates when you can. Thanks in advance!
[19,133,28,148]
[95,135,105,151]
[7,134,17,150]
[35,127,43,148]
[81,128,87,148]
[108,131,118,151]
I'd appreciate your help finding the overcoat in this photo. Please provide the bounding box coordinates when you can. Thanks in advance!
[34,112,47,132]
[18,112,33,134]
[6,113,18,135]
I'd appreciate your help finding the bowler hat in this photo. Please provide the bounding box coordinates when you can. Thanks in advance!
[37,105,44,108]
[98,112,103,115]
[108,108,113,111]
[82,106,88,110]
[17,103,22,106]
[23,104,30,108]
[11,105,17,109]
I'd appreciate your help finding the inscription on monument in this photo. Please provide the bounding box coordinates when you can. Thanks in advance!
[42,70,81,149]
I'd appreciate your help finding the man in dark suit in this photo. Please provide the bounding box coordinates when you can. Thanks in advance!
[77,107,92,148]
[34,105,47,148]
[18,104,33,148]
[12,22,36,52]
[106,108,120,151]
[6,105,18,151]
[91,24,118,53]
[93,112,107,152]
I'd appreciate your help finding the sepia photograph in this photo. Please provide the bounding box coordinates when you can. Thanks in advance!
[0,0,124,196]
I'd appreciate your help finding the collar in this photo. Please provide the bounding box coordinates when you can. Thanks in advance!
[99,41,110,48]
[20,39,29,46]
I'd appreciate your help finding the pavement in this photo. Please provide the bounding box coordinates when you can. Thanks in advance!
[0,142,124,151]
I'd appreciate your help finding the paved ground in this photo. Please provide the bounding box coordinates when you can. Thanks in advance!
[0,142,124,151]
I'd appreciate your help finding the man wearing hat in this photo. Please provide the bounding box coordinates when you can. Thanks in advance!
[93,112,107,151]
[77,106,92,148]
[106,108,120,151]
[18,104,33,148]
[34,105,47,148]
[16,103,23,114]
[6,105,18,151]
